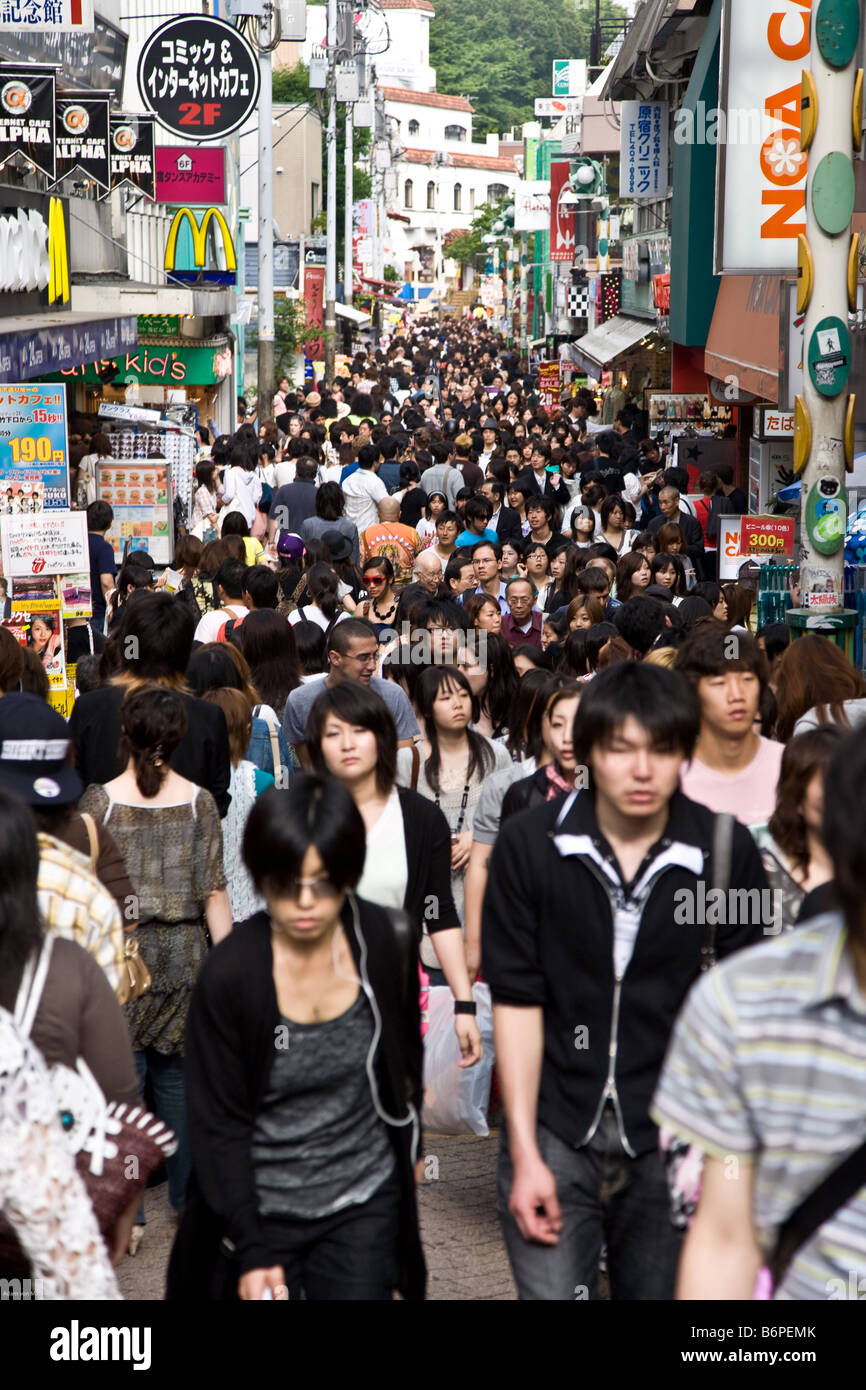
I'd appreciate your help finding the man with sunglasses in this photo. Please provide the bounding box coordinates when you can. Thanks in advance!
[282,617,418,768]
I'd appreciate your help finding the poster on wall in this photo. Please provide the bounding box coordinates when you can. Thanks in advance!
[0,383,69,509]
[0,509,87,578]
[97,458,173,565]
[537,361,562,409]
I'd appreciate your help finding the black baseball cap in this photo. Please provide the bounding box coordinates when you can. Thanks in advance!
[0,694,83,805]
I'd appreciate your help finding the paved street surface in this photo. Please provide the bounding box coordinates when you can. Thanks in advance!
[117,1131,516,1301]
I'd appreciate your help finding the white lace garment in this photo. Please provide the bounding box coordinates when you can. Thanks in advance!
[0,1008,121,1300]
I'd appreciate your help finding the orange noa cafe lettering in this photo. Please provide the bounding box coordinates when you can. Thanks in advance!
[761,0,810,244]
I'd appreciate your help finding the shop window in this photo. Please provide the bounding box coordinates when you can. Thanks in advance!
[445,124,466,142]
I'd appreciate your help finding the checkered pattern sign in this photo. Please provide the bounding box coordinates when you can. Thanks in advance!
[567,284,591,319]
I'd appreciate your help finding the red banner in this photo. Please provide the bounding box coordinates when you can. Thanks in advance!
[303,264,326,362]
[550,161,575,264]
[739,515,795,559]
[538,361,561,410]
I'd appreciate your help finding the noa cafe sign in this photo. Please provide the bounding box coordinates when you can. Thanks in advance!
[716,0,813,274]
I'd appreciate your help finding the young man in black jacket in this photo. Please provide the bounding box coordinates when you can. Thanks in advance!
[482,663,769,1301]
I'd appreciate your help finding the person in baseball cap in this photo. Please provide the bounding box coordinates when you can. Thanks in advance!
[0,693,82,805]
[276,532,305,561]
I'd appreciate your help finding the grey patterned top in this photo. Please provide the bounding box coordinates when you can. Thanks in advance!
[252,991,395,1219]
[79,784,226,1055]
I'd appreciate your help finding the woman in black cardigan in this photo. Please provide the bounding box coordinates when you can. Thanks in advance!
[305,679,483,1067]
[168,775,426,1301]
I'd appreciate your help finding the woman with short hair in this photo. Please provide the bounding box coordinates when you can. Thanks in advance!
[170,774,427,1301]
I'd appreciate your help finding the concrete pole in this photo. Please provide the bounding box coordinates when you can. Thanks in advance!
[324,0,338,381]
[345,101,354,312]
[256,5,275,410]
[794,3,861,615]
[519,231,528,363]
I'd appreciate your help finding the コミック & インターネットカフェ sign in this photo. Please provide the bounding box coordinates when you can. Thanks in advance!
[137,15,260,141]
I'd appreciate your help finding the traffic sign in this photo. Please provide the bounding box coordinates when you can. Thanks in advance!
[137,15,260,140]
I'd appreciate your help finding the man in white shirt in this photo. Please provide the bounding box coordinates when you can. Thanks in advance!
[341,445,387,532]
[193,558,248,643]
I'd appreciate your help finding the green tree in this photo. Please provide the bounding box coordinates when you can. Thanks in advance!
[429,0,628,138]
[247,297,323,384]
[273,62,371,272]
[444,200,507,266]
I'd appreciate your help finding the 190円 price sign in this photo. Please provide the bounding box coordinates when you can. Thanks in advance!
[137,15,260,140]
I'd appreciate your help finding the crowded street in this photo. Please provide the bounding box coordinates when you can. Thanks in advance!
[2,0,866,1371]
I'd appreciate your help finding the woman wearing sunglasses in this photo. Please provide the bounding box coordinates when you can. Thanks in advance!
[171,774,426,1302]
[353,557,399,642]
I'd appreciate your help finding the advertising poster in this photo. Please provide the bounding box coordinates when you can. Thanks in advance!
[719,515,796,581]
[97,458,173,564]
[155,144,225,204]
[0,508,87,577]
[549,161,574,264]
[0,383,69,509]
[537,361,562,410]
[2,577,66,691]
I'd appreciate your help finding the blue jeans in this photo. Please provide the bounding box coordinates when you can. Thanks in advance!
[133,1049,191,1215]
[497,1106,682,1300]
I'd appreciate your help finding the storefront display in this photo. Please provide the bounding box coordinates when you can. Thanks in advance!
[97,458,174,565]
[0,382,69,509]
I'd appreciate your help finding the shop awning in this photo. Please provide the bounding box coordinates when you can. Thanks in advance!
[0,312,137,383]
[335,302,372,325]
[72,281,237,319]
[570,314,656,376]
[704,274,782,402]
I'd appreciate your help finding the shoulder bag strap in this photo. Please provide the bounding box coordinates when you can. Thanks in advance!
[771,1135,866,1288]
[410,742,420,793]
[14,935,54,1037]
[80,811,99,872]
[702,812,735,973]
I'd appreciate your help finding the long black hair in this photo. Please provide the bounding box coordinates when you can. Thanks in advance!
[477,632,518,739]
[414,664,495,795]
[0,791,43,1006]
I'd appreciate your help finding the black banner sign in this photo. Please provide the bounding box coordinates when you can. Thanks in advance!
[0,69,56,183]
[55,93,110,193]
[104,112,155,200]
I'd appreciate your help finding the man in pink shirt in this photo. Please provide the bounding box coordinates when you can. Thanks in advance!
[675,624,783,829]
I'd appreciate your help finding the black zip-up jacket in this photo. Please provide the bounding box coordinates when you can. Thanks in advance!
[482,789,768,1157]
[167,898,426,1300]
[397,787,461,939]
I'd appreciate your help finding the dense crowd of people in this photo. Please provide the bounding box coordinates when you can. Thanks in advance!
[1,316,866,1303]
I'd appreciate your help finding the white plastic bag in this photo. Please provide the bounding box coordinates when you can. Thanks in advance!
[421,983,494,1136]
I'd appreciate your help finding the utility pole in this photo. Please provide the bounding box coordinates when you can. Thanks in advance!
[519,231,528,364]
[324,0,338,381]
[256,2,275,409]
[791,5,861,632]
[371,85,387,284]
[344,100,354,312]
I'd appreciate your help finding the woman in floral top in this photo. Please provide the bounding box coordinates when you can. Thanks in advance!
[81,684,231,1219]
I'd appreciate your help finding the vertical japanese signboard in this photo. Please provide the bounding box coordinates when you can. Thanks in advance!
[549,161,574,264]
[620,101,668,199]
[304,244,327,362]
[0,383,69,510]
[538,361,562,409]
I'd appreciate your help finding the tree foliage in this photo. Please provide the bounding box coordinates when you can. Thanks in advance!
[444,201,506,266]
[272,62,371,268]
[429,0,629,138]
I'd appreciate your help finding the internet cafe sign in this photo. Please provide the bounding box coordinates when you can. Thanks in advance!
[715,0,811,274]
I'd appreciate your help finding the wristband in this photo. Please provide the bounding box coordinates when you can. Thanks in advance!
[454,1000,477,1016]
